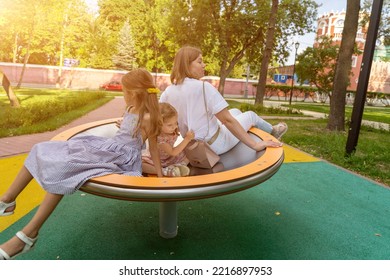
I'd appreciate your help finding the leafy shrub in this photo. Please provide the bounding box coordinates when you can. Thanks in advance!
[0,92,106,130]
[234,102,302,116]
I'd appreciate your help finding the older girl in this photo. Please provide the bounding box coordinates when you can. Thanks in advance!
[0,68,163,260]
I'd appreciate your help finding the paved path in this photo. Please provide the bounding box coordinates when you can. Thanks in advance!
[0,97,125,158]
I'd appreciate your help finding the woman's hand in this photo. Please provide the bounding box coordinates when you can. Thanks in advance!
[253,140,283,151]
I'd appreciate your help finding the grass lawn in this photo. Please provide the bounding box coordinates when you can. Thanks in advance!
[278,118,390,187]
[227,100,389,187]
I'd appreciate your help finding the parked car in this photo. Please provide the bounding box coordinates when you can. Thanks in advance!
[99,81,123,91]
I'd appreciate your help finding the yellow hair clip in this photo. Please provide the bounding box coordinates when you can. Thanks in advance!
[147,88,160,94]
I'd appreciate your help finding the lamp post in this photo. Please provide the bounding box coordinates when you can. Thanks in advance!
[289,42,300,105]
[244,64,250,99]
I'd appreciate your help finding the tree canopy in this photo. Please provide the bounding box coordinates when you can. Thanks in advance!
[295,36,340,102]
[0,0,319,90]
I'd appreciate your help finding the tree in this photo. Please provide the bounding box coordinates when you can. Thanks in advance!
[255,0,279,105]
[97,0,134,32]
[167,0,271,95]
[0,0,89,87]
[166,0,318,95]
[255,0,319,105]
[95,0,172,71]
[0,70,20,107]
[127,0,177,72]
[15,0,41,88]
[328,0,361,131]
[295,36,340,102]
[0,0,94,66]
[362,0,390,61]
[362,0,390,46]
[113,20,138,70]
[0,0,320,85]
[83,20,116,69]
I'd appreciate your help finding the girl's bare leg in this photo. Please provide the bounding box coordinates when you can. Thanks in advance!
[142,162,158,175]
[0,166,33,213]
[0,192,63,258]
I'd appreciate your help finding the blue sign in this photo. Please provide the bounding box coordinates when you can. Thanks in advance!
[273,74,292,83]
[64,58,80,67]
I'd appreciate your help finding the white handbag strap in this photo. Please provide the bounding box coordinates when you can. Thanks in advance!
[202,81,210,141]
[187,81,209,141]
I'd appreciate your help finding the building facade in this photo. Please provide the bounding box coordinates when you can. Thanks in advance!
[274,10,389,94]
[316,10,366,91]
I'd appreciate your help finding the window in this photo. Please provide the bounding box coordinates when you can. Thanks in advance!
[318,21,327,35]
[351,56,358,68]
[334,18,344,34]
[336,19,344,27]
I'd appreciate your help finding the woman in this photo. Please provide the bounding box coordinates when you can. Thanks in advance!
[160,46,286,155]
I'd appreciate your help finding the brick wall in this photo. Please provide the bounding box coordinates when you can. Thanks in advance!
[0,63,258,97]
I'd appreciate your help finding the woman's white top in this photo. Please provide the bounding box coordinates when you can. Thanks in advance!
[160,78,228,142]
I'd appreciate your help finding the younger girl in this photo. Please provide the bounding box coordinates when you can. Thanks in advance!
[0,68,163,260]
[142,102,195,177]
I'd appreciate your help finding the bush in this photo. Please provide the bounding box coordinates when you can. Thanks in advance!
[0,92,106,130]
[229,101,302,116]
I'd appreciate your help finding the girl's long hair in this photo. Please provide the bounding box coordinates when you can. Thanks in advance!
[170,46,202,85]
[121,69,162,138]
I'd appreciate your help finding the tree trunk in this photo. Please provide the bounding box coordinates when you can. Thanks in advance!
[217,50,245,95]
[12,33,19,63]
[217,74,226,95]
[327,0,360,131]
[255,0,279,105]
[1,71,20,107]
[16,10,35,89]
[16,52,30,89]
[218,63,229,95]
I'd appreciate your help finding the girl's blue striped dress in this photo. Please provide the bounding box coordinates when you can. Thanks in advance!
[25,112,142,195]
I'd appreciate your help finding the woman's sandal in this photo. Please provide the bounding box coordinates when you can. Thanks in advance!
[0,231,38,260]
[271,122,288,140]
[0,201,16,216]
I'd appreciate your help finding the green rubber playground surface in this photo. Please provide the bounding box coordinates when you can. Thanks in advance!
[1,146,389,260]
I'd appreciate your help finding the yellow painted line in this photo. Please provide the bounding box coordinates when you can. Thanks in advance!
[0,154,45,232]
[283,145,320,163]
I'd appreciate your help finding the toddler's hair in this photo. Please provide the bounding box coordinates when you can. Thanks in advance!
[160,103,179,135]
[160,103,177,120]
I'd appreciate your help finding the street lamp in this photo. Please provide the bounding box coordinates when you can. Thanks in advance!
[244,64,250,99]
[289,42,300,105]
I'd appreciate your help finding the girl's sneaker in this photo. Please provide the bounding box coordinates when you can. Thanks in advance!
[174,164,190,177]
[162,165,181,177]
[162,164,190,177]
